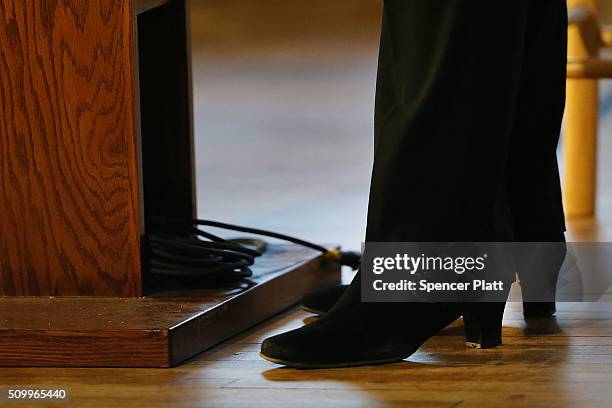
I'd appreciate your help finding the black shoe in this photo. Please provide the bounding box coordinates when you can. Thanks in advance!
[518,240,566,319]
[301,284,348,314]
[522,301,556,319]
[305,284,556,322]
[305,241,565,320]
[261,273,505,368]
[462,302,507,349]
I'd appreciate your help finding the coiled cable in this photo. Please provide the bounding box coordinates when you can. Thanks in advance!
[144,218,360,286]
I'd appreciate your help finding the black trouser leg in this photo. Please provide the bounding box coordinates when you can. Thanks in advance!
[508,1,567,309]
[509,0,567,239]
[366,0,565,243]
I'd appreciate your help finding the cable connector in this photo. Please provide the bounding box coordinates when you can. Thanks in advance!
[325,249,361,270]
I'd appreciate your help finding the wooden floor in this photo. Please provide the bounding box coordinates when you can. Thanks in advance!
[2,1,612,407]
[1,300,612,407]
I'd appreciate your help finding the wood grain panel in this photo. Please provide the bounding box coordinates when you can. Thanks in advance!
[0,246,341,367]
[0,1,142,296]
[0,329,168,367]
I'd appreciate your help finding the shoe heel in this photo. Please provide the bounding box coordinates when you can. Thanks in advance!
[523,301,556,319]
[462,303,506,349]
[517,240,565,319]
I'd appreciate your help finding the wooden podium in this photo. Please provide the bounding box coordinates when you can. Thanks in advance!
[0,0,339,367]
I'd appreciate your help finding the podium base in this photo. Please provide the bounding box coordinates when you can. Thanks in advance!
[0,244,339,367]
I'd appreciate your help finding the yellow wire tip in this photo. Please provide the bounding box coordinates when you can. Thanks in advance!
[324,249,342,260]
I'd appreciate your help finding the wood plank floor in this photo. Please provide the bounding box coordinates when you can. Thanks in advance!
[1,300,612,407]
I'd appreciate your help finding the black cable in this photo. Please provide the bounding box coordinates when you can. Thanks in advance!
[144,218,360,286]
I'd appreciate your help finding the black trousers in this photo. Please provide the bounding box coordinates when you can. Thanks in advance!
[366,0,567,243]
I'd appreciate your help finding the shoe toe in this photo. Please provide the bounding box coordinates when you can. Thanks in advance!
[260,325,326,367]
[260,335,286,361]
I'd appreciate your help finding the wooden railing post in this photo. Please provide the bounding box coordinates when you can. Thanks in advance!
[564,0,600,218]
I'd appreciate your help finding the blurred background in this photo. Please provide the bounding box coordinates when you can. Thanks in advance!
[190,0,612,252]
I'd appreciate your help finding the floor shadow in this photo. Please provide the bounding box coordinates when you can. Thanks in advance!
[523,316,563,335]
